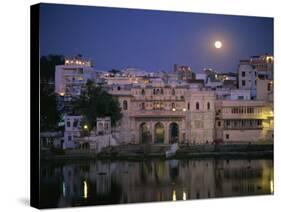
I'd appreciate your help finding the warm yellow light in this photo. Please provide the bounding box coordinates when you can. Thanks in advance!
[172,190,176,201]
[270,179,274,194]
[214,41,222,49]
[83,181,88,199]
[60,92,65,96]
[183,191,187,200]
[182,108,186,112]
[84,125,88,130]
[172,108,176,112]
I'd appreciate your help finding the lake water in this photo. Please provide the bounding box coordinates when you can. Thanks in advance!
[40,159,273,208]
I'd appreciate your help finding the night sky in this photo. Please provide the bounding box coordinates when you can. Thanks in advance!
[40,3,273,73]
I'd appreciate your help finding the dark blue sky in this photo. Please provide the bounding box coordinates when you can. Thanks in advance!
[40,3,273,73]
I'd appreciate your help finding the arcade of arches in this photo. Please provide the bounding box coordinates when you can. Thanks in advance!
[139,121,182,144]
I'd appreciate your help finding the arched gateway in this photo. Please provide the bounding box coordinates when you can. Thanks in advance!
[154,122,165,144]
[140,123,150,144]
[169,122,179,143]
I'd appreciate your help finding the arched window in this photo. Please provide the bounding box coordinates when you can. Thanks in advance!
[161,88,164,94]
[196,102,199,110]
[141,89,145,95]
[172,88,175,95]
[187,102,190,110]
[123,100,128,110]
[207,102,210,110]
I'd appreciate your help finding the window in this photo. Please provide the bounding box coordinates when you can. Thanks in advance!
[242,71,246,77]
[73,120,78,128]
[141,102,145,110]
[141,89,145,95]
[187,102,190,110]
[242,80,246,86]
[172,88,175,95]
[67,121,70,127]
[172,103,175,108]
[218,121,221,127]
[238,96,244,100]
[268,83,272,91]
[226,134,229,139]
[207,102,210,110]
[123,100,128,110]
[68,136,72,141]
[196,102,199,110]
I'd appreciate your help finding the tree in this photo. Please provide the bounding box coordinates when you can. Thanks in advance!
[40,54,64,131]
[72,80,122,131]
[40,82,60,131]
[40,54,64,82]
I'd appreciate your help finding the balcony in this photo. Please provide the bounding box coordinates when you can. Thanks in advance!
[130,109,186,118]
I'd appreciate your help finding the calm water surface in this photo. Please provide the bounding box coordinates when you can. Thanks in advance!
[40,159,273,208]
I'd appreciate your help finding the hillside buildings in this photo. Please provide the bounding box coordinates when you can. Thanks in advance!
[51,54,274,149]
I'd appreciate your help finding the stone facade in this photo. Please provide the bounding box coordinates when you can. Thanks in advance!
[109,82,216,144]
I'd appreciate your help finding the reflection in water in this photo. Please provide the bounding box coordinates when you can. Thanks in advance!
[270,180,274,194]
[172,190,176,201]
[83,181,88,199]
[40,159,273,208]
[183,191,187,200]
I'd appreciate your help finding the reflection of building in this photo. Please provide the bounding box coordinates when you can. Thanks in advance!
[40,159,273,206]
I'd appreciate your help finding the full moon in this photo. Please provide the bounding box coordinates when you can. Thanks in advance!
[214,41,222,49]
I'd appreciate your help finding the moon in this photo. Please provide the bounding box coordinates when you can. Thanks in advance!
[214,41,222,49]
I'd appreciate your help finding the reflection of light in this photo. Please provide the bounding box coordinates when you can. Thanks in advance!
[183,191,187,200]
[83,181,88,199]
[172,190,176,201]
[62,182,66,197]
[270,180,274,194]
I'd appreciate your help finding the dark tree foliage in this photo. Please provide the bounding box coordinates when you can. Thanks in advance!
[40,54,64,82]
[109,69,121,74]
[40,54,63,131]
[40,82,60,131]
[72,80,122,131]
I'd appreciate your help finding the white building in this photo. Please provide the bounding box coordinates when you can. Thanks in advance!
[55,57,95,99]
[64,115,83,149]
[238,55,273,99]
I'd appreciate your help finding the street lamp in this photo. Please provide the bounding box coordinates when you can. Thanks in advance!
[83,124,89,144]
